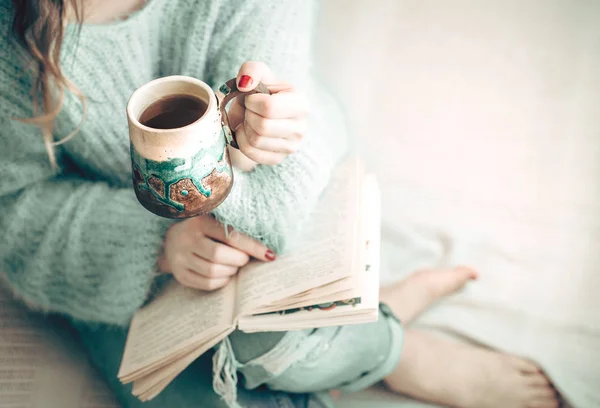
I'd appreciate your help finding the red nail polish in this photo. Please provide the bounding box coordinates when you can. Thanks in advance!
[265,249,276,261]
[238,75,253,89]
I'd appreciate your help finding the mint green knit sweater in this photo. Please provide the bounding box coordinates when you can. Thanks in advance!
[0,0,348,326]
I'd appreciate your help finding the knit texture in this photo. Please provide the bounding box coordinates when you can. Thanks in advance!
[0,0,348,326]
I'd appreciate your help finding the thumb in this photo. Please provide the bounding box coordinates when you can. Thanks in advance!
[236,61,276,91]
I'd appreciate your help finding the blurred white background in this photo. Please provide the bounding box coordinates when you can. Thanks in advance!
[314,1,600,407]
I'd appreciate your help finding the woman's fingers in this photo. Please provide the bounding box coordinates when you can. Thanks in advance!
[176,269,231,291]
[244,91,309,120]
[241,121,299,154]
[236,61,276,91]
[244,110,305,141]
[200,216,276,262]
[232,62,309,166]
[163,215,277,292]
[226,97,246,131]
[235,123,288,165]
[194,237,250,267]
[187,254,239,279]
[242,129,299,153]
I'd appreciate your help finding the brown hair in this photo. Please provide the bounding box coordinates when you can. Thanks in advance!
[11,0,86,168]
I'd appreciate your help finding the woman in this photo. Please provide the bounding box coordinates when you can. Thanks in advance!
[0,0,559,407]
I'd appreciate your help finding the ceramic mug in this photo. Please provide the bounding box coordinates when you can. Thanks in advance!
[127,76,269,218]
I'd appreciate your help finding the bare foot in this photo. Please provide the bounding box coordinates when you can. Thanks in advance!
[385,330,560,408]
[380,266,477,323]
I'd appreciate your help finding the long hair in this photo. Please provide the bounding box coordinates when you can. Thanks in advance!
[10,0,86,168]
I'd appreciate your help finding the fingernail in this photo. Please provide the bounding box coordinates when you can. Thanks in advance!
[265,249,276,261]
[238,75,253,89]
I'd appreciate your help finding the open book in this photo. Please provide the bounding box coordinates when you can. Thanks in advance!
[117,158,382,401]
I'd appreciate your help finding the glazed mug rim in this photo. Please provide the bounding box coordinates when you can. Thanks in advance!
[127,75,216,134]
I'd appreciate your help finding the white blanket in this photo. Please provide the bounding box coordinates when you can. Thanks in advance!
[317,1,600,407]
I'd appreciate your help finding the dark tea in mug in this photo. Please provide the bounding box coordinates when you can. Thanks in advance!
[139,94,208,129]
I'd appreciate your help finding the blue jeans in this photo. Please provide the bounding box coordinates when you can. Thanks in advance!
[73,304,403,408]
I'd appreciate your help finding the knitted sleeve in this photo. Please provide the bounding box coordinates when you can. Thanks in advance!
[205,0,350,252]
[0,76,173,325]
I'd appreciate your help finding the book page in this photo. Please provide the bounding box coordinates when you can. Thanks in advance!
[238,175,382,333]
[118,279,236,382]
[252,171,371,315]
[0,279,119,408]
[235,158,364,316]
[132,326,234,401]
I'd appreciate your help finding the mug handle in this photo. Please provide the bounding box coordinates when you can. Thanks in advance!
[216,78,271,149]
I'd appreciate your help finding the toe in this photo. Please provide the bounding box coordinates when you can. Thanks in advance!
[526,385,560,408]
[526,374,551,387]
[527,397,560,408]
[507,356,541,374]
[530,386,557,400]
[455,265,479,281]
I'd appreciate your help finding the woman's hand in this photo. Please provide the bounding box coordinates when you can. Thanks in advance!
[227,61,309,170]
[157,216,276,291]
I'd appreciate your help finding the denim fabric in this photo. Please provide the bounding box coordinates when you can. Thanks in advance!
[73,323,330,408]
[229,303,403,394]
[71,304,402,407]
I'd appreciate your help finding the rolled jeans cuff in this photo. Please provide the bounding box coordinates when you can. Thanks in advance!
[338,302,404,392]
[233,303,404,394]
